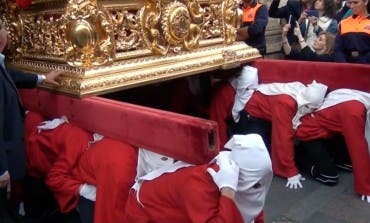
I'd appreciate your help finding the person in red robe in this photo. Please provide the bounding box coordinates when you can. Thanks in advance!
[209,66,328,189]
[295,89,370,203]
[25,114,139,223]
[124,134,273,223]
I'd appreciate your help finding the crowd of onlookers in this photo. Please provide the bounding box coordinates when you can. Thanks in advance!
[238,0,370,64]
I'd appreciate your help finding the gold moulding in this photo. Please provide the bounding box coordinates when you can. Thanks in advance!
[3,0,259,97]
[10,41,261,97]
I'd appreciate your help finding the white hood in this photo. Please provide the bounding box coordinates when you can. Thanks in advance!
[230,66,259,122]
[225,134,273,223]
[257,81,328,129]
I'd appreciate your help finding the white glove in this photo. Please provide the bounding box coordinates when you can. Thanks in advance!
[37,116,68,132]
[207,151,239,191]
[79,184,97,202]
[286,174,305,189]
[361,195,370,204]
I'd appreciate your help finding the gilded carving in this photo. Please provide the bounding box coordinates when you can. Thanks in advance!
[2,0,261,97]
[62,0,115,67]
[111,10,142,51]
[0,1,22,58]
[222,0,243,44]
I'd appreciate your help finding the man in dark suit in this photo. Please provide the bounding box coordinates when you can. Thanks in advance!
[0,18,62,204]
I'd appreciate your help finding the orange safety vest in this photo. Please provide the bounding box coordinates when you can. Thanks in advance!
[340,15,370,35]
[243,2,263,23]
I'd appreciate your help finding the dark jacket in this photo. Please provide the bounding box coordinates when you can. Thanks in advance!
[334,15,370,64]
[242,2,269,55]
[286,46,333,62]
[269,0,314,44]
[0,65,37,180]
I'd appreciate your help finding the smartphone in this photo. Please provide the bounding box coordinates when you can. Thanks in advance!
[307,10,319,17]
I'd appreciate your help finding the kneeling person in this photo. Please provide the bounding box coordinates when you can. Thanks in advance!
[124,134,273,223]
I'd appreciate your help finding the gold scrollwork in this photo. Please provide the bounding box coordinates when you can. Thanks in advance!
[0,1,23,58]
[162,2,190,45]
[111,10,142,51]
[221,0,242,44]
[139,0,169,55]
[62,0,115,67]
[140,0,206,55]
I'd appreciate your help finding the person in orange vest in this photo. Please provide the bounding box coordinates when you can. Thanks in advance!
[334,0,370,63]
[236,0,269,55]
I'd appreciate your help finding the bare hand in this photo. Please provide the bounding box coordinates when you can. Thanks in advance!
[298,11,307,24]
[308,16,318,26]
[293,21,303,38]
[282,24,291,36]
[0,171,10,188]
[236,27,249,41]
[44,70,63,86]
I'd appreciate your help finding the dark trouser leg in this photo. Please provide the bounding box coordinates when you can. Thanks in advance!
[0,187,22,223]
[77,197,94,223]
[326,134,352,171]
[23,175,59,219]
[296,139,339,186]
[228,110,272,152]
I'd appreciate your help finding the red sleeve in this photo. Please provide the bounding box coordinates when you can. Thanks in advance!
[269,95,299,177]
[209,82,235,149]
[45,125,91,213]
[124,191,152,223]
[182,166,244,223]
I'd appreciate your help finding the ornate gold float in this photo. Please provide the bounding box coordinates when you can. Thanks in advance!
[1,0,261,97]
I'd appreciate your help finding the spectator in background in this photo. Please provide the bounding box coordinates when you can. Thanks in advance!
[282,22,336,61]
[269,0,314,45]
[334,0,370,63]
[336,0,352,21]
[299,0,338,49]
[236,0,269,55]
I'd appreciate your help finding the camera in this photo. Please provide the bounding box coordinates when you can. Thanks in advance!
[307,10,319,17]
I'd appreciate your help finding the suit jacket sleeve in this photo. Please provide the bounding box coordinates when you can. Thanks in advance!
[8,68,38,88]
[0,75,8,175]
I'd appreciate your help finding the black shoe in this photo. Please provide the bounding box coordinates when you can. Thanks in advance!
[336,163,352,172]
[311,165,339,186]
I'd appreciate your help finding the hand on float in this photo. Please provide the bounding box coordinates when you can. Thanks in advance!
[44,70,63,86]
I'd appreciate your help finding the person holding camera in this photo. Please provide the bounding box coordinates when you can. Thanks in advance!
[299,0,338,49]
[281,21,336,61]
[269,0,314,46]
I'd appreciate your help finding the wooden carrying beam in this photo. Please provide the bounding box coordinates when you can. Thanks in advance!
[20,89,219,165]
[252,59,370,92]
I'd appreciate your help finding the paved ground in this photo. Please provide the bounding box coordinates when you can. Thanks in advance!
[264,171,370,223]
